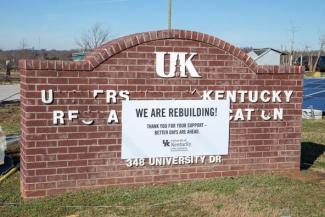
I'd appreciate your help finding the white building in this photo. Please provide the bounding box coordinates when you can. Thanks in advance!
[247,48,287,65]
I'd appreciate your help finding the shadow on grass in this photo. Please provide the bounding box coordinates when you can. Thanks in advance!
[301,142,325,170]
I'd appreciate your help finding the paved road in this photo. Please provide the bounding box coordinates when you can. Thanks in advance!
[0,84,20,102]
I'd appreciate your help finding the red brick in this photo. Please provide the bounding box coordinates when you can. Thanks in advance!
[20,30,303,199]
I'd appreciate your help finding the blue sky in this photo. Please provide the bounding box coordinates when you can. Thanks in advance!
[0,0,324,50]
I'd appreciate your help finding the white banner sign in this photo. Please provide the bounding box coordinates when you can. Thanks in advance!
[121,100,230,159]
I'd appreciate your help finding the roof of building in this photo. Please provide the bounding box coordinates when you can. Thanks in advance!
[251,48,287,56]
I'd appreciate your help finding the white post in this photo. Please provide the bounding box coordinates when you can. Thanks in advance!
[0,127,6,166]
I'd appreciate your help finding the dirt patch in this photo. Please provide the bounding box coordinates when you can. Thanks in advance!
[277,170,325,183]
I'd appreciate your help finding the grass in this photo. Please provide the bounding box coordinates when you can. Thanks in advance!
[0,173,324,217]
[302,120,325,171]
[0,71,20,85]
[0,102,20,135]
[0,105,324,217]
[304,72,325,78]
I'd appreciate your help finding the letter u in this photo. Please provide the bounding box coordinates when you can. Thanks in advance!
[155,52,178,78]
[41,89,54,104]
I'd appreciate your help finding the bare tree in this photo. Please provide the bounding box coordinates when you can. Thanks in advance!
[19,38,28,50]
[312,33,325,72]
[288,24,298,65]
[5,59,12,80]
[76,23,111,51]
[304,45,314,71]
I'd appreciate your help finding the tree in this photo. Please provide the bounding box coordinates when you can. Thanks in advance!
[304,45,314,72]
[76,23,111,51]
[288,24,298,66]
[19,38,28,49]
[312,33,325,72]
[5,59,12,80]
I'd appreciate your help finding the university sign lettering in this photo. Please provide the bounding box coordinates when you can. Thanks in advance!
[155,52,201,78]
[19,30,304,198]
[39,52,293,126]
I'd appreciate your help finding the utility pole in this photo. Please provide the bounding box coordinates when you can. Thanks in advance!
[168,0,172,30]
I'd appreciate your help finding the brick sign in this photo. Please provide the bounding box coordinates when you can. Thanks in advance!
[19,30,304,198]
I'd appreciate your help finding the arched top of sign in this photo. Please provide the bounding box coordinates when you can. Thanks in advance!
[85,29,257,71]
[19,29,303,74]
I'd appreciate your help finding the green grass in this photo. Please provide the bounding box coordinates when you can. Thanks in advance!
[0,106,324,216]
[302,119,325,135]
[0,173,324,217]
[304,72,325,78]
[302,120,325,171]
[0,103,20,135]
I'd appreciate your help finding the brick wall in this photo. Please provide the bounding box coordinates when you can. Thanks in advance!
[19,30,304,198]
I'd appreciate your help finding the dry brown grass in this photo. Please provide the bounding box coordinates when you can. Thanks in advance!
[189,191,284,217]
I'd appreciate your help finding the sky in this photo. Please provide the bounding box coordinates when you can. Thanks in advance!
[0,0,324,51]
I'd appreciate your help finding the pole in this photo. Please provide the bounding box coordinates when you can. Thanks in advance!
[168,0,172,30]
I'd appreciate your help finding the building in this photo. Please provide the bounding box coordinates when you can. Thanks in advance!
[247,48,287,65]
[71,52,86,61]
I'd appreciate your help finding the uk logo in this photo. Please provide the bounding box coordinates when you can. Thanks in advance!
[162,139,170,147]
[155,52,201,78]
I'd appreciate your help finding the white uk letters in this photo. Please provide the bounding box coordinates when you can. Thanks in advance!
[155,52,201,78]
